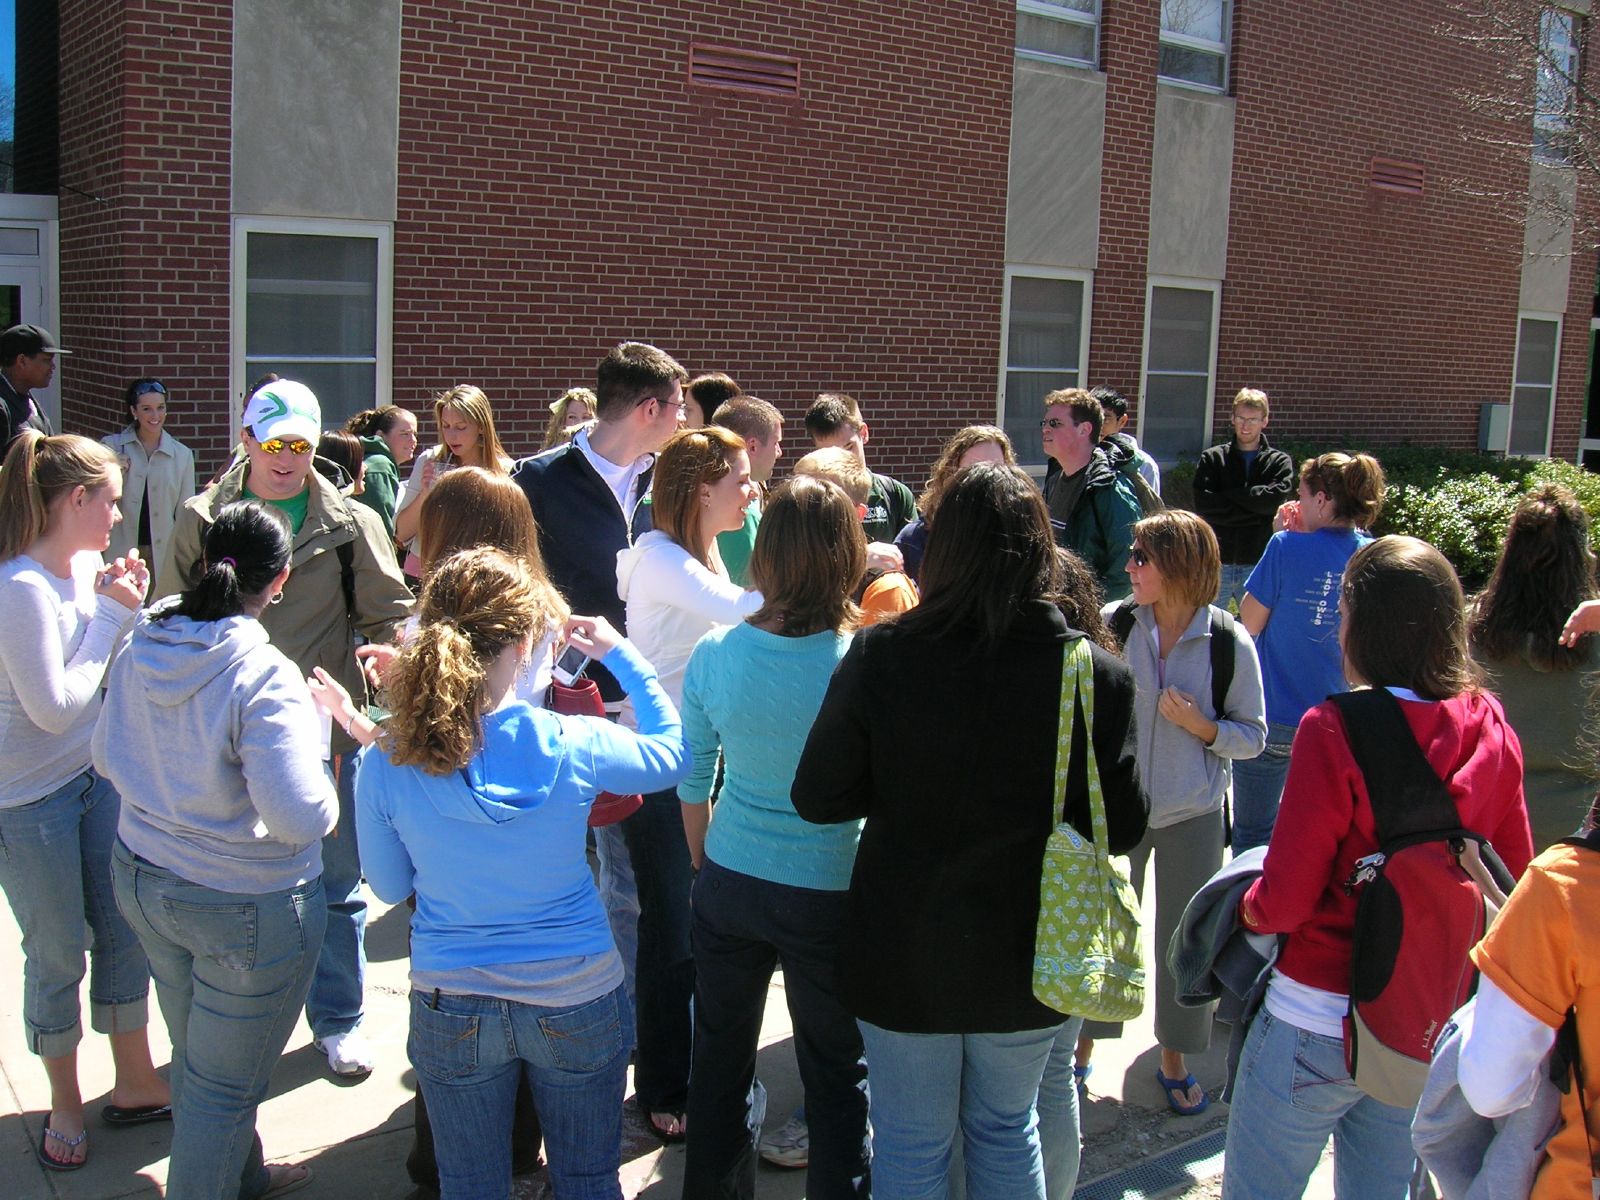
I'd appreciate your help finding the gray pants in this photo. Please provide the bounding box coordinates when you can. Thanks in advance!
[1081,808,1225,1054]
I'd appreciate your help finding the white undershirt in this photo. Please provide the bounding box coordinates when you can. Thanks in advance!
[573,428,651,515]
[1459,980,1557,1117]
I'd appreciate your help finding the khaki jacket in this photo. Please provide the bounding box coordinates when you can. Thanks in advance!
[103,426,197,572]
[158,462,413,754]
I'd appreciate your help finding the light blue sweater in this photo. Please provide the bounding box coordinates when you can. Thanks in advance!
[681,622,860,890]
[355,640,686,973]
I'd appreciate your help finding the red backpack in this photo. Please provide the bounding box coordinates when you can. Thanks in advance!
[1329,688,1515,1109]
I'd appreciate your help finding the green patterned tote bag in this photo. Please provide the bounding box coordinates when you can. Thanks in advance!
[1031,637,1145,1022]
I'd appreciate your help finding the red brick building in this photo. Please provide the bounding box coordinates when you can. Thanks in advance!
[12,1,1595,480]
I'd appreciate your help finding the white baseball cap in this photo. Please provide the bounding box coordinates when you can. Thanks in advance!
[243,380,322,446]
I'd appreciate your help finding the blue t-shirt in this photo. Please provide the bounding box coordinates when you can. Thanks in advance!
[1244,527,1370,727]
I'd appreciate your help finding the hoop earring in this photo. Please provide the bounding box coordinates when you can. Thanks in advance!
[269,591,284,605]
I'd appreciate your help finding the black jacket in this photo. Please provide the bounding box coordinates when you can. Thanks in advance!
[513,442,652,703]
[0,373,49,455]
[1191,434,1294,566]
[792,600,1149,1034]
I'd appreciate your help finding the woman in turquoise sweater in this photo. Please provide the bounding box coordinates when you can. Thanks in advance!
[349,547,686,1200]
[679,475,871,1200]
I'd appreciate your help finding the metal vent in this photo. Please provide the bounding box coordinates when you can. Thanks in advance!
[1371,157,1425,196]
[689,44,801,98]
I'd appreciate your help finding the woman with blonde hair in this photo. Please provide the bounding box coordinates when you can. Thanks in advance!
[893,424,1015,582]
[394,385,513,577]
[540,387,596,451]
[1232,451,1386,852]
[614,424,761,1139]
[1469,483,1600,848]
[0,432,168,1170]
[353,548,686,1199]
[680,475,871,1198]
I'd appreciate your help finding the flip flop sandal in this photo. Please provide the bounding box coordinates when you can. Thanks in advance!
[1073,1062,1093,1098]
[102,1102,173,1127]
[37,1118,88,1171]
[1155,1069,1210,1116]
[260,1162,314,1198]
[647,1110,688,1143]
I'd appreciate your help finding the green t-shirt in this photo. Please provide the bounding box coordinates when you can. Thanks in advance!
[243,478,311,536]
[717,505,761,588]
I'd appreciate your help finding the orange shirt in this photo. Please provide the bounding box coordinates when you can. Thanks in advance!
[1472,843,1600,1200]
[860,571,918,626]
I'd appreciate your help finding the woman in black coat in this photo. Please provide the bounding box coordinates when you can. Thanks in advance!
[793,461,1149,1200]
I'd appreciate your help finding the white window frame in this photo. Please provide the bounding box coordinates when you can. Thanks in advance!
[1015,0,1100,70]
[1534,7,1582,165]
[1158,0,1231,94]
[230,215,393,440]
[998,265,1094,476]
[1508,310,1562,457]
[1137,277,1221,464]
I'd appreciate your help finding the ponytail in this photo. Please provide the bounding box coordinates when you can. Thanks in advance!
[0,432,118,561]
[1301,452,1386,528]
[160,501,292,623]
[345,405,408,439]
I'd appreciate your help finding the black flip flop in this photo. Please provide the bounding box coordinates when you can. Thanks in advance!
[37,1117,88,1171]
[103,1102,172,1127]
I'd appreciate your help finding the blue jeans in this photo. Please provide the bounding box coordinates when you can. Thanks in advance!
[1034,1017,1086,1200]
[1216,562,1253,611]
[1229,722,1296,853]
[618,786,693,1112]
[306,749,366,1039]
[593,820,639,1011]
[408,984,632,1200]
[112,841,326,1200]
[0,768,149,1056]
[1223,1009,1416,1200]
[858,1019,1063,1200]
[685,860,870,1200]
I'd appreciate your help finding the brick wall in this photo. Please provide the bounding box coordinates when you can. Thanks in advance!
[58,0,234,469]
[1217,0,1592,457]
[392,1,1015,485]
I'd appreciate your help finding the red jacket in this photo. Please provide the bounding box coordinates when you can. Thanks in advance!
[1241,690,1533,993]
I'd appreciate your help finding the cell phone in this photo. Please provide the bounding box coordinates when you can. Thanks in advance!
[553,644,591,686]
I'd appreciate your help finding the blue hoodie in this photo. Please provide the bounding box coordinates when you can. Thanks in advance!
[354,639,686,973]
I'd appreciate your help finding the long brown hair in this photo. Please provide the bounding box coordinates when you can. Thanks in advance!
[0,432,119,561]
[746,475,864,637]
[904,462,1059,645]
[382,548,549,775]
[1469,483,1597,670]
[651,426,746,566]
[1342,536,1480,700]
[917,425,1016,524]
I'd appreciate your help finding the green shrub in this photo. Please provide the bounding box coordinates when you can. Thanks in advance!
[1155,438,1600,592]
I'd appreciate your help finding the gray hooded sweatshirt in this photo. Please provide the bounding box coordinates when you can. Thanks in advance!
[93,602,337,893]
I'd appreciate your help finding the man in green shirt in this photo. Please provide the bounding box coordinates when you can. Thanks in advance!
[711,394,784,587]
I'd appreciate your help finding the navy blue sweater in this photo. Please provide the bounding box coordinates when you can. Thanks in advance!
[514,443,653,702]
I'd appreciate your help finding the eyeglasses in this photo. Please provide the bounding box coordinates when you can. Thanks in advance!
[1129,547,1151,567]
[1233,413,1266,426]
[1040,418,1069,430]
[133,381,167,398]
[257,437,314,456]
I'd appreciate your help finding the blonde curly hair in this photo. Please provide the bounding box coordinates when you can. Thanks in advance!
[382,548,549,775]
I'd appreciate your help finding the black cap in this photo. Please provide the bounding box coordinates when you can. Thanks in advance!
[0,324,70,360]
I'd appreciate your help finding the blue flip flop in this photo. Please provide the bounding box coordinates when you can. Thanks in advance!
[1155,1069,1210,1116]
[1073,1062,1092,1098]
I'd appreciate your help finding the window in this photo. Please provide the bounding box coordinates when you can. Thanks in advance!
[1140,281,1219,461]
[1159,0,1229,91]
[233,218,392,431]
[1534,8,1581,164]
[1016,0,1098,69]
[1000,269,1091,468]
[1509,314,1561,456]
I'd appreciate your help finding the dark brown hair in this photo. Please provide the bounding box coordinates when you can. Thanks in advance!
[1051,547,1116,652]
[595,342,689,419]
[747,475,864,637]
[904,462,1059,645]
[1341,535,1480,700]
[1469,483,1597,670]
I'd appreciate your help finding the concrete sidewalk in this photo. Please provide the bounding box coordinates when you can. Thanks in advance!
[0,882,1331,1198]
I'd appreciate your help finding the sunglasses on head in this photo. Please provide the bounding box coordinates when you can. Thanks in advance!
[1129,547,1151,567]
[133,381,167,398]
[257,436,314,456]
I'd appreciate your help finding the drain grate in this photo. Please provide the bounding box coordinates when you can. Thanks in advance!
[1074,1128,1227,1199]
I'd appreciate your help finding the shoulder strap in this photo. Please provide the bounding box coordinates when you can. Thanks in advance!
[337,539,356,618]
[1207,608,1237,720]
[1053,639,1105,842]
[1109,597,1137,647]
[1328,688,1459,845]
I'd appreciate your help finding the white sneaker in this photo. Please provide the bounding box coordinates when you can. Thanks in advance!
[314,1027,375,1077]
[759,1114,809,1169]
